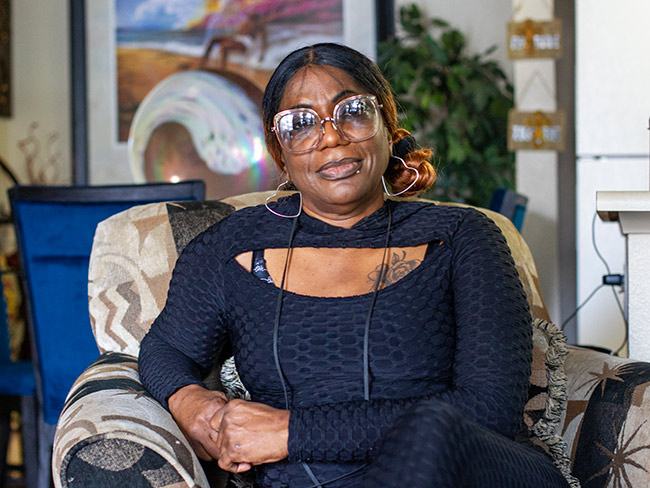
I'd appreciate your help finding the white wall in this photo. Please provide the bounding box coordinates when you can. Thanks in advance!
[576,0,650,352]
[576,0,650,158]
[577,158,647,351]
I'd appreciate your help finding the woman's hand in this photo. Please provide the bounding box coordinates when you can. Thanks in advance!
[168,384,228,461]
[210,399,290,473]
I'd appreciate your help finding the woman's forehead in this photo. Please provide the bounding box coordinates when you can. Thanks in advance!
[280,65,365,108]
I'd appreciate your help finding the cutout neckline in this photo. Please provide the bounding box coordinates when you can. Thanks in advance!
[232,243,440,300]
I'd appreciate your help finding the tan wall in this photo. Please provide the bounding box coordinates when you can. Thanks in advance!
[0,0,71,190]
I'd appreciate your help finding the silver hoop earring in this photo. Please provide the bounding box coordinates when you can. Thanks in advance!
[265,181,302,218]
[382,156,420,197]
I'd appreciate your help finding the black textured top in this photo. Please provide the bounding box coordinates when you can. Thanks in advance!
[139,195,532,488]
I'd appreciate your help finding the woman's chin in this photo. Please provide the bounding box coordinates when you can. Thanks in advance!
[304,182,384,212]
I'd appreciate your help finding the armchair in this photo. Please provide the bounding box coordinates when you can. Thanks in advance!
[52,192,650,488]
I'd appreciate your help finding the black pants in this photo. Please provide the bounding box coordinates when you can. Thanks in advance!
[362,400,570,488]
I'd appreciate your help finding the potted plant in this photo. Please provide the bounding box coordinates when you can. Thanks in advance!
[378,4,515,208]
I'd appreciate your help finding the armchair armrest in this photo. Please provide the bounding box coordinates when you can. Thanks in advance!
[562,345,650,485]
[52,352,211,488]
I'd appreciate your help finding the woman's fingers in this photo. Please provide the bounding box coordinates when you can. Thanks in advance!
[169,393,289,469]
[167,385,229,461]
[215,436,241,472]
[215,399,290,467]
[217,452,241,473]
[209,405,226,431]
[214,437,253,473]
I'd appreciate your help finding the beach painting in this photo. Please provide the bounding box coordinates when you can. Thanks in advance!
[115,0,344,142]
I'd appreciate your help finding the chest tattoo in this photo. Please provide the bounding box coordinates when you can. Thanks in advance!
[367,250,423,290]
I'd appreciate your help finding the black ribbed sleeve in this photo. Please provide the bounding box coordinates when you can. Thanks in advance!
[139,225,229,409]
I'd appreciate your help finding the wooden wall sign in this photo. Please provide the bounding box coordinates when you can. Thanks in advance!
[507,19,562,59]
[508,110,566,151]
[0,0,9,117]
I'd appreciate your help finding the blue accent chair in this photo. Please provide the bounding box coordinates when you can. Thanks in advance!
[7,181,204,488]
[489,188,528,232]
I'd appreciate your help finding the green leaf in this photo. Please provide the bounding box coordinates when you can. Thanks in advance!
[441,30,465,58]
[424,36,447,64]
[400,4,425,37]
[482,45,498,56]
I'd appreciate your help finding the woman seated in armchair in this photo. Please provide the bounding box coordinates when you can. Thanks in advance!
[139,43,569,488]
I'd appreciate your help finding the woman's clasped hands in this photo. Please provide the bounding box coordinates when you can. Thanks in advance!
[168,384,290,473]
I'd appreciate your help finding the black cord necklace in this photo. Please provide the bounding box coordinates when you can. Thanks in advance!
[271,205,393,487]
[273,215,299,410]
[363,205,392,401]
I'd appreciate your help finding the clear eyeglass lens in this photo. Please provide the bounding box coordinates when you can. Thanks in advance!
[336,97,379,140]
[276,96,380,153]
[278,111,319,151]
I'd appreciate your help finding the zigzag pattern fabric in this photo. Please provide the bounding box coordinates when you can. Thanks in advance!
[88,200,235,356]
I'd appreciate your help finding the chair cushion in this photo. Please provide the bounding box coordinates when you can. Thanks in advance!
[563,346,650,486]
[523,319,579,487]
[88,200,234,356]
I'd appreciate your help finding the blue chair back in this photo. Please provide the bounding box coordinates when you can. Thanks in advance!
[8,182,204,424]
[489,188,528,232]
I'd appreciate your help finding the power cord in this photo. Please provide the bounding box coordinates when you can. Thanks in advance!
[560,283,605,332]
[560,212,628,355]
[589,211,628,355]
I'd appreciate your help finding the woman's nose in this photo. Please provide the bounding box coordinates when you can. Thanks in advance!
[319,117,347,149]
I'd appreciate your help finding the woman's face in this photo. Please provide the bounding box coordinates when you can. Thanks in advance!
[277,65,391,218]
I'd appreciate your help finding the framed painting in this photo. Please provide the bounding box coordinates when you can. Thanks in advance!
[71,0,394,196]
[0,0,10,117]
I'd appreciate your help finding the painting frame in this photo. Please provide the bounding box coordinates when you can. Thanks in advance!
[71,0,395,185]
[0,0,11,118]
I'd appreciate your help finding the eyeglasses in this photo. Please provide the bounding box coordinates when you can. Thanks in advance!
[272,95,383,154]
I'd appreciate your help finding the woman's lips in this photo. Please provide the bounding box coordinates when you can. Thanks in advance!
[316,158,362,180]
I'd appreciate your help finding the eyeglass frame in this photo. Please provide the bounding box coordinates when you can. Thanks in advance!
[271,94,385,154]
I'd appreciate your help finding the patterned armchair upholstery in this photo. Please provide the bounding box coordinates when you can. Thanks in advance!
[52,191,650,488]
